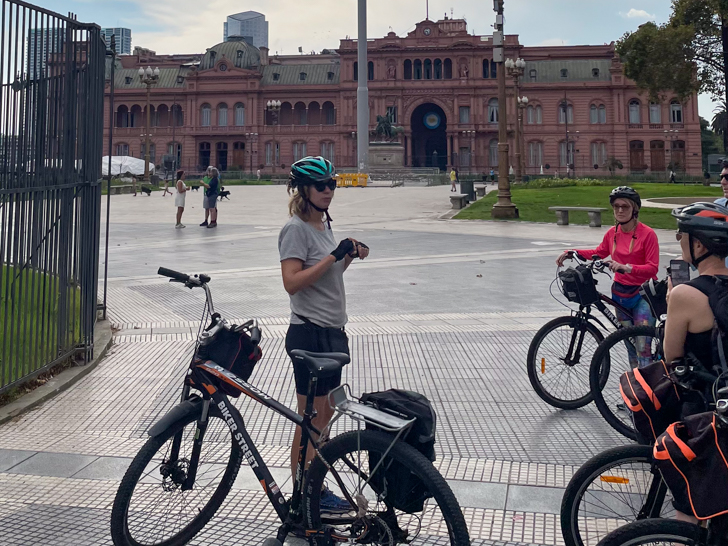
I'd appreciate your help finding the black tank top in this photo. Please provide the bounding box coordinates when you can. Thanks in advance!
[683,275,728,368]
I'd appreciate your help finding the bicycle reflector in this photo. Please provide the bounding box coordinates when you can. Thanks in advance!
[600,476,630,484]
[541,358,545,374]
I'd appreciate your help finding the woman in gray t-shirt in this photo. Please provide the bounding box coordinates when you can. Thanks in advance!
[278,156,369,512]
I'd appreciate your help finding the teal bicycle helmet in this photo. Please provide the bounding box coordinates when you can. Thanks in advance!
[290,156,335,188]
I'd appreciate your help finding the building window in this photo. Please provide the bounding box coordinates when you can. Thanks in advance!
[592,68,600,78]
[670,100,683,123]
[529,69,537,81]
[116,143,129,156]
[368,61,374,81]
[273,73,280,81]
[488,98,499,123]
[649,102,661,124]
[424,59,432,80]
[414,59,422,80]
[140,143,156,164]
[482,59,490,79]
[599,105,606,124]
[323,101,336,125]
[235,103,245,126]
[124,76,132,85]
[526,105,542,125]
[299,72,307,81]
[321,142,335,163]
[116,106,130,128]
[559,141,575,167]
[265,142,280,166]
[200,104,211,127]
[386,106,398,124]
[489,139,499,166]
[218,103,228,127]
[560,69,568,78]
[327,71,335,81]
[199,142,211,168]
[558,103,574,124]
[590,104,606,124]
[404,60,412,80]
[292,141,307,161]
[459,106,471,124]
[591,142,607,167]
[434,58,442,79]
[628,100,641,124]
[444,58,453,79]
[528,141,543,167]
[459,147,471,167]
[491,61,497,78]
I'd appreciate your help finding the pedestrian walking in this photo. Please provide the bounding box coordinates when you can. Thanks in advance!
[450,168,457,192]
[162,175,173,197]
[200,167,220,228]
[489,169,495,183]
[278,156,369,512]
[174,170,187,229]
[257,168,261,181]
[669,169,676,184]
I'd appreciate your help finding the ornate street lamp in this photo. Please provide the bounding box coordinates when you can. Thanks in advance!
[139,66,160,181]
[506,58,526,183]
[266,101,282,173]
[245,132,259,174]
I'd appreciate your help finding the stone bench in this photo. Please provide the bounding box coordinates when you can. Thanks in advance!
[548,206,608,228]
[110,184,134,195]
[450,194,469,209]
[475,184,487,198]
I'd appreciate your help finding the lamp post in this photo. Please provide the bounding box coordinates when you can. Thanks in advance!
[138,66,160,181]
[245,132,258,174]
[664,129,680,177]
[266,100,281,173]
[516,96,528,181]
[505,58,526,183]
[462,130,476,173]
[357,0,369,174]
[491,0,518,218]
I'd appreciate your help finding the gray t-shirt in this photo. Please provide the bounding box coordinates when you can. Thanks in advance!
[278,215,347,328]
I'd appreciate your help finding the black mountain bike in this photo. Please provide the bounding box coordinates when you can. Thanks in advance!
[528,253,636,409]
[110,268,470,546]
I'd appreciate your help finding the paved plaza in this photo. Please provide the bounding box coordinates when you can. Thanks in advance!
[0,185,684,545]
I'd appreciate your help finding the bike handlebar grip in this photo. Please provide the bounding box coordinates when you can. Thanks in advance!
[250,326,262,346]
[157,267,190,282]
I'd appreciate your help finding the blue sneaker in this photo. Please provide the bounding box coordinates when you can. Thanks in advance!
[320,487,353,514]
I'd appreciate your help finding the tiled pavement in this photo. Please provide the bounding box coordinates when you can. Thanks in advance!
[0,186,681,545]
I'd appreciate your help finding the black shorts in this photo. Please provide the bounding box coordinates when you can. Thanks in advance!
[285,322,349,396]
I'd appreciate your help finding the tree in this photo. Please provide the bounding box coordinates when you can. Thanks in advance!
[616,0,728,150]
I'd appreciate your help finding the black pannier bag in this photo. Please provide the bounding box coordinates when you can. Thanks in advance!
[195,326,262,397]
[360,390,436,513]
[559,265,600,306]
[640,278,668,318]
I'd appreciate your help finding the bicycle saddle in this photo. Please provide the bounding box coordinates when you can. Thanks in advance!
[290,350,350,378]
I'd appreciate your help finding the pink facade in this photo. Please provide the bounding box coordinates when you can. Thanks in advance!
[104,19,702,177]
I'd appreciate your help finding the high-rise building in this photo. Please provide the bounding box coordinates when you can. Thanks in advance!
[101,28,132,55]
[223,11,268,48]
[27,27,65,78]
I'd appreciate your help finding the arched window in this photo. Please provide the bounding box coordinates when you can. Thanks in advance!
[650,140,665,172]
[629,140,645,171]
[670,100,683,124]
[526,105,542,125]
[434,59,442,79]
[672,140,686,171]
[368,61,374,81]
[308,102,321,125]
[599,105,606,124]
[482,59,489,79]
[649,102,661,124]
[491,61,497,79]
[200,104,211,127]
[279,102,293,125]
[591,141,608,167]
[628,100,641,124]
[321,141,335,163]
[590,105,598,124]
[217,142,228,171]
[444,58,452,79]
[293,141,307,161]
[488,98,499,123]
[218,103,228,127]
[404,60,412,80]
[528,141,543,167]
[558,103,574,124]
[265,141,280,166]
[560,141,575,167]
[323,101,336,125]
[157,104,169,126]
[116,143,129,156]
[353,61,358,81]
[171,104,184,127]
[235,103,245,126]
[294,102,307,125]
[414,59,422,80]
[489,139,499,166]
[199,142,211,168]
[424,59,432,80]
[116,105,129,128]
[130,105,142,128]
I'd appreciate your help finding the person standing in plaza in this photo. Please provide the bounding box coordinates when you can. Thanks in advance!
[257,168,261,181]
[450,167,457,192]
[670,169,676,184]
[278,156,369,512]
[490,168,495,183]
[174,170,187,229]
[200,166,219,228]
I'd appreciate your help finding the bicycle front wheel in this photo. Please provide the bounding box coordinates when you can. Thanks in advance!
[527,315,604,409]
[561,444,674,546]
[590,325,661,441]
[305,429,470,545]
[111,403,243,546]
[596,519,706,546]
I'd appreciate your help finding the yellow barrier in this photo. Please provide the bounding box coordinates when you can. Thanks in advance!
[335,173,368,187]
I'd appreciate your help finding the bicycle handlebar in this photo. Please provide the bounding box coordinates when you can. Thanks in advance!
[158,267,190,283]
[565,252,609,274]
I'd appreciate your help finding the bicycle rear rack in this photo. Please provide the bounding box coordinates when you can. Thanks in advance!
[328,385,415,433]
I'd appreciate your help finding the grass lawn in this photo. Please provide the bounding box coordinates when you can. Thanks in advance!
[101,178,274,195]
[455,183,724,230]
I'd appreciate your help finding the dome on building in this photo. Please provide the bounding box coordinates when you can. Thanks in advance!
[201,39,260,70]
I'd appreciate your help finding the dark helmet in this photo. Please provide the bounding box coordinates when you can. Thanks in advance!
[672,202,728,252]
[609,186,641,209]
[289,156,335,188]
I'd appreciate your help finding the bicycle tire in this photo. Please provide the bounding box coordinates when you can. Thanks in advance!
[561,444,674,546]
[527,315,605,409]
[595,519,707,546]
[590,325,660,441]
[305,429,470,546]
[111,404,243,546]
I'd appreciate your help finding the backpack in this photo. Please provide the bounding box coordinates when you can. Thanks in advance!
[686,275,728,372]
[653,411,728,520]
[559,265,600,306]
[640,278,668,319]
[359,390,436,513]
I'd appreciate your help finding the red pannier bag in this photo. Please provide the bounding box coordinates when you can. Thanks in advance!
[619,359,681,442]
[653,412,728,520]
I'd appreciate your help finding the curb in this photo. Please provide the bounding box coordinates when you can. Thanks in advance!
[0,320,114,426]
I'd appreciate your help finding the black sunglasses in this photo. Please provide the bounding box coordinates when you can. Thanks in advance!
[313,180,337,192]
[721,174,728,182]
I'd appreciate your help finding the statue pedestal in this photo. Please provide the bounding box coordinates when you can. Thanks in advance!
[369,142,404,168]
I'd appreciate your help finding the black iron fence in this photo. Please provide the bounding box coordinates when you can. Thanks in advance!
[0,1,105,394]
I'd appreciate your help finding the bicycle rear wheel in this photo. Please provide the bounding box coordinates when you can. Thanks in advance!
[561,444,674,546]
[304,429,470,545]
[595,519,706,546]
[111,403,243,546]
[527,315,604,409]
[590,325,661,441]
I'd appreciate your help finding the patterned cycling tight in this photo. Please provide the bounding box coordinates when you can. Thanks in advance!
[612,293,656,368]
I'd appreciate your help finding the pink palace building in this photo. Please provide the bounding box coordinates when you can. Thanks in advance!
[105,17,702,177]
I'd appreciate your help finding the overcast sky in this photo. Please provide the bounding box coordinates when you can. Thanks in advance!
[38,0,718,120]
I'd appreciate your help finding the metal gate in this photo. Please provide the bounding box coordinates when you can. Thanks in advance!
[0,1,105,394]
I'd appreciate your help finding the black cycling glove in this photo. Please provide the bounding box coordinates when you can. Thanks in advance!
[331,239,355,261]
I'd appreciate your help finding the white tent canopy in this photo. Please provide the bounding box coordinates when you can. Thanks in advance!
[102,156,155,177]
